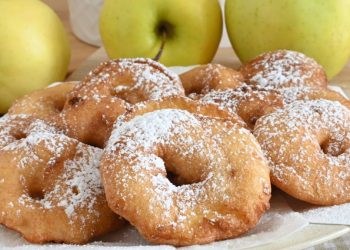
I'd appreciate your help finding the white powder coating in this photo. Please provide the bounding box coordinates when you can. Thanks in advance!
[298,202,350,225]
[277,86,316,105]
[81,58,184,103]
[191,64,240,94]
[108,109,201,153]
[0,114,58,150]
[105,109,219,229]
[16,143,104,220]
[199,84,278,115]
[246,50,325,88]
[196,64,223,93]
[254,99,350,202]
[199,85,346,128]
[103,107,270,238]
[0,116,106,227]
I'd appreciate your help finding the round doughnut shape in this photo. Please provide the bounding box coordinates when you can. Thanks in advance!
[61,58,184,148]
[101,97,271,246]
[0,114,45,150]
[180,64,244,96]
[79,58,184,104]
[254,100,350,205]
[240,50,328,89]
[199,85,350,129]
[8,82,77,128]
[0,115,123,243]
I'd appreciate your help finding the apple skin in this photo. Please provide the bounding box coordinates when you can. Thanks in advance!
[99,0,222,66]
[225,0,350,79]
[0,0,71,114]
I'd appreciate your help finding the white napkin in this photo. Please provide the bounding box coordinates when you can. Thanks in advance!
[295,203,350,225]
[284,191,350,226]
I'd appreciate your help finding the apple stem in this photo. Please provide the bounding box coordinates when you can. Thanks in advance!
[153,31,166,61]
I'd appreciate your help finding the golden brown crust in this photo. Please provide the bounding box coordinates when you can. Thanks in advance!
[0,115,124,244]
[119,96,246,128]
[101,96,271,246]
[199,85,350,130]
[180,64,244,95]
[8,82,76,129]
[82,58,184,104]
[254,100,350,205]
[240,50,328,89]
[61,58,185,148]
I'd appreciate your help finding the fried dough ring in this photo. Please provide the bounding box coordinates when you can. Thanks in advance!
[254,100,350,205]
[0,115,123,243]
[200,85,350,129]
[180,64,244,96]
[61,58,184,148]
[240,50,328,89]
[8,82,77,128]
[101,97,270,246]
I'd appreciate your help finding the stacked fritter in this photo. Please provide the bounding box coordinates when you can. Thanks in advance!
[0,51,349,246]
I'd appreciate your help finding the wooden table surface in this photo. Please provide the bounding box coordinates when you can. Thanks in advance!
[43,0,98,75]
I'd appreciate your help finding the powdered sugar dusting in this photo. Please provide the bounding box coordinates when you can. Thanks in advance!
[0,115,59,150]
[278,86,320,105]
[17,143,104,222]
[199,84,348,131]
[254,99,350,203]
[108,109,200,153]
[103,107,270,238]
[245,50,325,88]
[298,202,350,225]
[192,64,241,94]
[198,64,223,94]
[199,84,279,115]
[105,109,223,229]
[106,109,223,218]
[80,58,184,103]
[0,116,108,228]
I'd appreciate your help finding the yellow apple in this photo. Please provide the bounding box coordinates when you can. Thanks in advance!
[0,0,71,114]
[225,0,350,79]
[99,0,222,66]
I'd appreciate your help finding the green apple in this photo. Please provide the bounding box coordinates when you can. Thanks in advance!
[0,0,71,114]
[99,0,222,66]
[225,0,350,79]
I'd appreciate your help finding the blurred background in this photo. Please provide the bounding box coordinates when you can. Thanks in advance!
[43,0,350,83]
[42,0,98,75]
[43,0,230,74]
